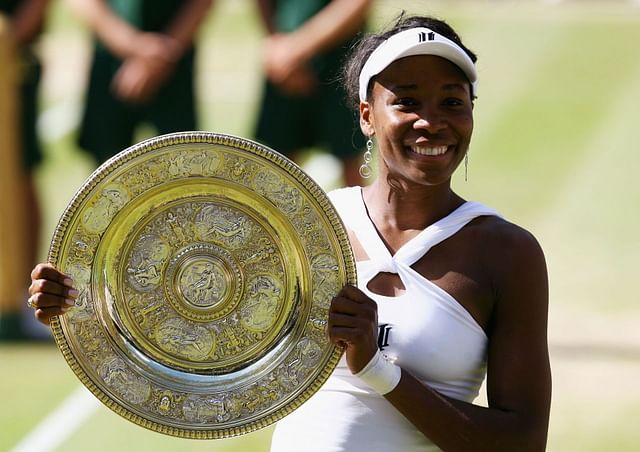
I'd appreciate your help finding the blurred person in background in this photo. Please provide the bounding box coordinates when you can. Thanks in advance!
[254,0,372,187]
[28,14,552,450]
[0,0,50,341]
[68,0,213,165]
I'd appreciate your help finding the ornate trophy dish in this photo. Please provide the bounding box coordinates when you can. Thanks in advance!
[48,132,355,438]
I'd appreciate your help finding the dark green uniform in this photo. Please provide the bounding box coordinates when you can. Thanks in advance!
[254,0,365,158]
[78,0,197,164]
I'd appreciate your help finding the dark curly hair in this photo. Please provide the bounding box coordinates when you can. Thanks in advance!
[342,13,478,111]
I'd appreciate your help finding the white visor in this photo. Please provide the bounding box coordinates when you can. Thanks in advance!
[358,27,478,102]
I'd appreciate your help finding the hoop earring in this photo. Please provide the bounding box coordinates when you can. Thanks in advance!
[359,138,374,179]
[464,152,469,182]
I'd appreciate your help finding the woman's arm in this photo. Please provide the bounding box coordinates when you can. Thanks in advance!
[330,225,551,451]
[110,0,213,102]
[70,0,213,103]
[275,0,371,60]
[7,0,50,46]
[66,0,212,62]
[261,0,372,87]
[66,0,144,60]
[162,0,214,62]
[255,0,276,35]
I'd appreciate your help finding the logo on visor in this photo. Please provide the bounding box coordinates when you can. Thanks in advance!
[418,31,436,43]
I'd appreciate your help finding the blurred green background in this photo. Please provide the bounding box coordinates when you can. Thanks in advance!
[2,0,640,451]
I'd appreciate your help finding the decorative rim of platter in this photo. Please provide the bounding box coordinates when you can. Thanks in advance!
[48,131,355,439]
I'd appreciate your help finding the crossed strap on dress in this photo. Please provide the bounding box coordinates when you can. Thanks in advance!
[333,187,501,288]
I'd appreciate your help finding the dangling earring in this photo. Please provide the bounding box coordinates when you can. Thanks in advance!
[464,152,469,182]
[359,138,374,179]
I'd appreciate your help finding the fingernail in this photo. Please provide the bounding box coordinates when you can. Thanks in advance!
[63,277,74,287]
[65,298,75,306]
[68,289,79,298]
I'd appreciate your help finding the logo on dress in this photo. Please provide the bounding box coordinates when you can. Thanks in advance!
[377,323,392,350]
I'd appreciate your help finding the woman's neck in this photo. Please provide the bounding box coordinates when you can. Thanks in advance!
[362,178,465,233]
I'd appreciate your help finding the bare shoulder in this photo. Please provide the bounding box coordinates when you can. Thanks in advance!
[468,217,548,349]
[464,214,548,310]
[469,215,546,267]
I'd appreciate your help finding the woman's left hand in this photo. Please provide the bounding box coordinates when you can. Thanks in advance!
[328,285,379,374]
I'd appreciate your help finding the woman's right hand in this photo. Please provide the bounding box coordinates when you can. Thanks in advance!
[28,263,78,325]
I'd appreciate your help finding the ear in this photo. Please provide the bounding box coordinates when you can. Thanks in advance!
[359,101,375,137]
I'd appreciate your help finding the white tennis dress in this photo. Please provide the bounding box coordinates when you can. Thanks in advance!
[270,187,501,452]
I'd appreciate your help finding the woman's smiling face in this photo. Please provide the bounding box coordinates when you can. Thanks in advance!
[360,54,474,188]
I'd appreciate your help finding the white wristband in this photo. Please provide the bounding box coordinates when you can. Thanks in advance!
[355,349,402,395]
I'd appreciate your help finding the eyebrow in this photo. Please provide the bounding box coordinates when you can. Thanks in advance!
[389,82,468,93]
[442,83,468,92]
[391,84,418,91]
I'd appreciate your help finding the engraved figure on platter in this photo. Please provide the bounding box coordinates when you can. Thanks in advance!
[127,235,170,290]
[131,296,165,331]
[64,261,91,287]
[311,253,340,307]
[211,399,229,422]
[180,261,226,307]
[243,237,279,267]
[122,166,154,193]
[194,205,249,247]
[311,253,339,272]
[158,392,174,414]
[242,386,262,413]
[81,183,130,233]
[166,211,187,245]
[167,154,190,178]
[187,150,220,175]
[258,378,282,404]
[155,318,214,362]
[70,239,92,262]
[63,259,94,323]
[182,395,237,424]
[65,287,93,322]
[231,159,247,179]
[99,357,151,405]
[287,338,322,383]
[253,170,303,214]
[72,320,102,355]
[144,160,164,180]
[240,275,282,332]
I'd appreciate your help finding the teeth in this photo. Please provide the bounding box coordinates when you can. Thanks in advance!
[410,145,448,156]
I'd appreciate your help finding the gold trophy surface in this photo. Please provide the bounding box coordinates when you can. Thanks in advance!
[48,132,355,438]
